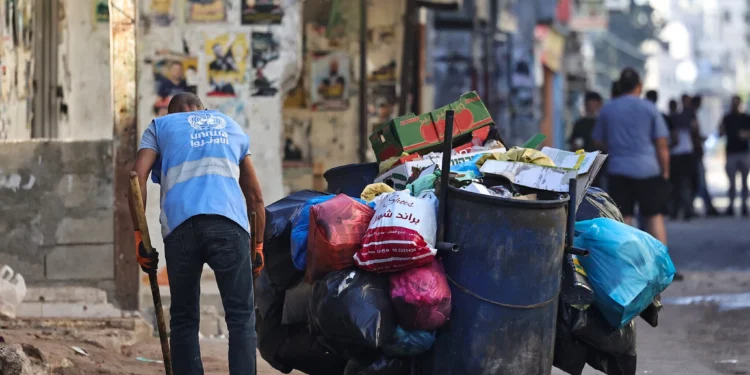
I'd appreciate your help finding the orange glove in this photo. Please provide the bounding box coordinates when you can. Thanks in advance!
[252,242,264,279]
[134,230,158,273]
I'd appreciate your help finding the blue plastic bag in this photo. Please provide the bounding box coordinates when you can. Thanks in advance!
[290,195,335,270]
[450,154,485,177]
[574,218,676,328]
[382,326,436,357]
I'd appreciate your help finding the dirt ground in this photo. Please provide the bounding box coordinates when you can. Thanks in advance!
[0,319,296,375]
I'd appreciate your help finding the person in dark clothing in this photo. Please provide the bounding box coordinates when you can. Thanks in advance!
[569,91,603,152]
[610,81,623,99]
[645,90,675,133]
[719,95,750,216]
[668,99,679,117]
[668,95,698,220]
[691,95,719,216]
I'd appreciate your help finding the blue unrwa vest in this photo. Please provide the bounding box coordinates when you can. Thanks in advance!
[140,110,250,237]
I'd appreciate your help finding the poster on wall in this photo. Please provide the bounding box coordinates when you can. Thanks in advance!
[151,50,198,116]
[205,33,248,98]
[186,0,226,23]
[310,51,349,111]
[94,0,109,23]
[251,31,280,97]
[241,0,283,25]
[145,0,175,27]
[368,60,397,83]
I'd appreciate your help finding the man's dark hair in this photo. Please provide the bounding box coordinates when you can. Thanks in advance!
[611,81,622,98]
[618,67,641,93]
[584,91,602,103]
[168,92,204,114]
[645,90,658,103]
[691,95,702,109]
[669,99,678,109]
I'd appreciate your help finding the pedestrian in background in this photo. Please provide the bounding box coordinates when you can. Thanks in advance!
[569,91,603,152]
[669,99,679,117]
[719,95,750,217]
[593,68,670,245]
[691,95,720,216]
[668,95,698,221]
[646,90,674,135]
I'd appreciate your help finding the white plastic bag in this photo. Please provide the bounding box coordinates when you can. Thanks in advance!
[355,190,438,273]
[0,265,27,319]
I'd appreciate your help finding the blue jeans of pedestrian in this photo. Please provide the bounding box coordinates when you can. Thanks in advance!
[164,214,256,375]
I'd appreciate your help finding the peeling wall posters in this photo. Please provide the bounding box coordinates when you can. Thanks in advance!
[145,0,175,26]
[205,33,248,98]
[368,84,396,127]
[151,50,198,115]
[310,51,349,111]
[186,0,226,23]
[241,0,283,25]
[251,31,280,97]
[94,0,109,23]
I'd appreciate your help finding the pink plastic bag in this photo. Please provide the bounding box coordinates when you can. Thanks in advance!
[389,260,452,331]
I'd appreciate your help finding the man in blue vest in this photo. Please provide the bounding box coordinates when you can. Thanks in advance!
[129,92,265,375]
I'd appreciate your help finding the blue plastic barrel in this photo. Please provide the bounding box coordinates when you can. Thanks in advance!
[425,186,568,375]
[323,163,379,198]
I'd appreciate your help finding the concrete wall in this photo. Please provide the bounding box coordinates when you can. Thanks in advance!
[57,0,113,140]
[0,0,33,140]
[0,140,115,296]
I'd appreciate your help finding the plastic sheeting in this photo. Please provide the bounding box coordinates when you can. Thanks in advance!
[309,269,396,352]
[389,260,451,331]
[264,190,330,290]
[574,218,676,328]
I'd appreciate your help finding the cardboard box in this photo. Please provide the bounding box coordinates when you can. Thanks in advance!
[376,148,506,190]
[369,91,494,161]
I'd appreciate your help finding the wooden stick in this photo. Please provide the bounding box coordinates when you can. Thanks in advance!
[129,172,173,375]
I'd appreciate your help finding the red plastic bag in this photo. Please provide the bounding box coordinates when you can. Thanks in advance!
[389,260,452,331]
[305,195,375,283]
[355,191,438,273]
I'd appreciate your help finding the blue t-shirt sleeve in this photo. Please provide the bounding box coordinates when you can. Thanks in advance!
[651,108,669,140]
[240,133,251,160]
[139,121,158,152]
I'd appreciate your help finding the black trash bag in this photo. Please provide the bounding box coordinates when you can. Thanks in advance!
[344,356,410,375]
[560,254,594,308]
[576,187,624,223]
[586,351,637,375]
[309,269,397,353]
[571,306,636,356]
[553,301,588,375]
[256,271,348,374]
[265,190,331,290]
[639,294,662,327]
[282,281,312,325]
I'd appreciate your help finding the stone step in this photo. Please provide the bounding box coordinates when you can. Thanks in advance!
[24,286,108,304]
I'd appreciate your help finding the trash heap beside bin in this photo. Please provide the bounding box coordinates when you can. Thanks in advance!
[255,91,676,375]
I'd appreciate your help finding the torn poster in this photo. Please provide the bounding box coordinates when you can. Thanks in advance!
[205,33,248,97]
[241,0,283,25]
[186,0,226,23]
[251,31,280,97]
[310,51,349,111]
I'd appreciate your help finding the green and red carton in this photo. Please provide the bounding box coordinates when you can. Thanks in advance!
[369,91,495,162]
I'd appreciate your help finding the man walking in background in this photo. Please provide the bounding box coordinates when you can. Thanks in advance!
[129,93,266,375]
[668,95,698,221]
[690,96,720,216]
[569,91,603,152]
[593,68,670,245]
[719,95,750,217]
[646,90,674,135]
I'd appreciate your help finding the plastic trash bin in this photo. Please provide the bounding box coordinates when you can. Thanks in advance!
[423,186,568,375]
[323,163,379,198]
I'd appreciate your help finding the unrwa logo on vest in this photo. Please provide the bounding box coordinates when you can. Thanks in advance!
[188,113,227,131]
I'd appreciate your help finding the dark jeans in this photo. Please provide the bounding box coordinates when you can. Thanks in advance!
[669,154,695,219]
[164,215,256,375]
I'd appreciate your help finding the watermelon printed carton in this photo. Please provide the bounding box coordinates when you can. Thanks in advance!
[369,91,494,162]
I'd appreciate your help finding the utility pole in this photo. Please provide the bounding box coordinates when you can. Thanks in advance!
[359,0,368,163]
[399,0,418,115]
[110,0,139,310]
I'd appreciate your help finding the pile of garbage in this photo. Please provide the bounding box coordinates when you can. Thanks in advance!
[257,189,451,374]
[256,92,676,375]
[553,187,675,375]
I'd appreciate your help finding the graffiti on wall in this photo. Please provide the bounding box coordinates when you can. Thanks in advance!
[241,0,283,25]
[251,31,280,97]
[205,33,248,97]
[186,0,226,23]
